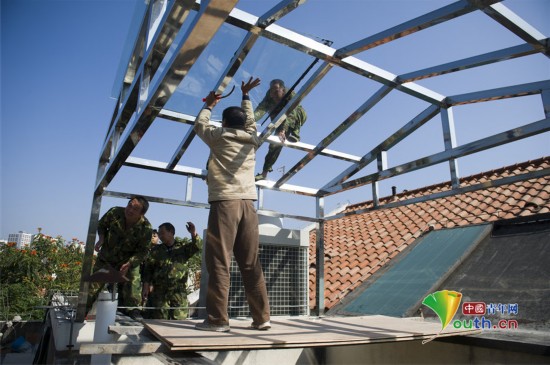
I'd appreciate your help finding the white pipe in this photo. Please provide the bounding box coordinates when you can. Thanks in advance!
[91,291,117,365]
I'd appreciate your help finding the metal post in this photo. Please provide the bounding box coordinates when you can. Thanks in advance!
[76,193,103,322]
[257,186,264,210]
[315,197,325,316]
[110,128,121,159]
[542,89,550,118]
[441,107,460,188]
[372,151,387,207]
[185,176,193,201]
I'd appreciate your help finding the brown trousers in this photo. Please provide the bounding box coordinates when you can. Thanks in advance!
[205,200,270,325]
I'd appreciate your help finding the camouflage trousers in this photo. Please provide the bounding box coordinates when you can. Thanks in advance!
[86,261,142,314]
[262,106,306,173]
[262,144,283,174]
[147,289,189,320]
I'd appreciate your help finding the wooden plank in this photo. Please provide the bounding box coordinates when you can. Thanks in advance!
[108,325,147,336]
[143,316,480,351]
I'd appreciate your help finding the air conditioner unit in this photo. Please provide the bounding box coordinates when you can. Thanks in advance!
[197,213,309,318]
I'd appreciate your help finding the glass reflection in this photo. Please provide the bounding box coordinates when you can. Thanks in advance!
[163,21,316,122]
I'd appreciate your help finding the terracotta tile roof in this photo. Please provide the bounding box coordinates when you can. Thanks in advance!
[309,157,550,311]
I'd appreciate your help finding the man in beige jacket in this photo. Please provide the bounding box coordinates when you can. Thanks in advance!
[193,77,271,332]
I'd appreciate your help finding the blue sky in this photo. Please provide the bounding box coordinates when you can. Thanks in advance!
[1,0,549,242]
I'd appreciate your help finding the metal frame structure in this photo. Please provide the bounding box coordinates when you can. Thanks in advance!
[76,0,550,321]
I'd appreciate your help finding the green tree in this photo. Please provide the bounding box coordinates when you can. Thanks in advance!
[0,233,85,320]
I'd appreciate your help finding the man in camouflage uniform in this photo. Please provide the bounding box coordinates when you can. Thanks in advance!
[87,196,153,320]
[139,228,160,303]
[254,79,307,181]
[150,229,159,245]
[142,222,201,320]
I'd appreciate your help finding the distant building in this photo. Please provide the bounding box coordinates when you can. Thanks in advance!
[7,231,33,249]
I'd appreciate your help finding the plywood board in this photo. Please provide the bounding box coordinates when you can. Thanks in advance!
[143,316,479,351]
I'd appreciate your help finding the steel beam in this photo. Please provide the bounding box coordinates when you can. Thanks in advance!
[542,89,550,118]
[478,2,550,57]
[446,80,550,106]
[321,117,550,196]
[322,104,441,191]
[124,156,206,178]
[94,0,239,197]
[124,155,321,197]
[398,42,543,83]
[336,0,500,57]
[372,151,388,208]
[103,190,210,210]
[221,7,446,105]
[257,208,320,224]
[314,197,325,315]
[441,107,460,188]
[258,0,308,28]
[158,110,362,163]
[76,193,103,322]
[274,85,392,188]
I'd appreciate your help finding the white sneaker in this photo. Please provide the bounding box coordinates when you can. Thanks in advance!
[249,321,271,330]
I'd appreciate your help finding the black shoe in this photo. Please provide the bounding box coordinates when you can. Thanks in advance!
[255,173,266,181]
[129,309,143,321]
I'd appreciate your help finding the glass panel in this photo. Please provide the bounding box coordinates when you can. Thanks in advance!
[117,0,549,212]
[147,0,168,49]
[164,24,317,120]
[111,0,149,98]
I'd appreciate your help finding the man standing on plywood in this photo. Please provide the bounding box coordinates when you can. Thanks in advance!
[193,77,271,332]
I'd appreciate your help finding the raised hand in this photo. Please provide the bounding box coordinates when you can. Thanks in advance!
[241,77,261,95]
[186,221,197,236]
[204,91,221,109]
